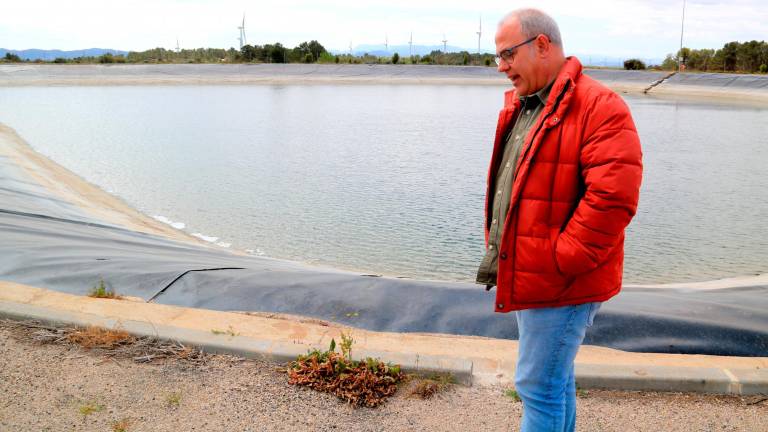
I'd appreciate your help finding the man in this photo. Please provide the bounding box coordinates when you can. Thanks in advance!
[476,8,642,431]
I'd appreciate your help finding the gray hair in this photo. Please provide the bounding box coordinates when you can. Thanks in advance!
[500,8,563,47]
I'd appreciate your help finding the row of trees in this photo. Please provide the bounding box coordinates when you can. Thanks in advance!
[238,43,497,66]
[1,43,498,67]
[329,51,495,66]
[13,39,764,73]
[126,48,238,63]
[659,41,768,73]
[239,40,329,63]
[3,53,22,62]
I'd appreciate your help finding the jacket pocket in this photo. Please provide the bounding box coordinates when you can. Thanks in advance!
[549,227,568,278]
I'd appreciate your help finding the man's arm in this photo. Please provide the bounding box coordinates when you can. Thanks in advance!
[554,92,643,276]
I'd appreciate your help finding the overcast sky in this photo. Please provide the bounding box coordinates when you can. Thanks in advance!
[2,0,766,59]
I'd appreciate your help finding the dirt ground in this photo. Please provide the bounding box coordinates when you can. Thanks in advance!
[1,320,766,432]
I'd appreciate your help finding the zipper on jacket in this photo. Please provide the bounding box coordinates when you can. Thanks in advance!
[507,79,571,298]
[515,80,571,178]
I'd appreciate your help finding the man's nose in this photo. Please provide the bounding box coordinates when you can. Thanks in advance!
[497,60,508,73]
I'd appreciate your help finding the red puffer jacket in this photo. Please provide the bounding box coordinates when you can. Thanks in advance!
[486,57,643,312]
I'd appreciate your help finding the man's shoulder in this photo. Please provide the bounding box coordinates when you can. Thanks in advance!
[570,73,632,119]
[573,73,622,102]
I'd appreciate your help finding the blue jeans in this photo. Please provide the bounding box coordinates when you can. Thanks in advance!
[515,302,601,432]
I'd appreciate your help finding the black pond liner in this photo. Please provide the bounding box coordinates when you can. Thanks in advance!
[1,211,766,357]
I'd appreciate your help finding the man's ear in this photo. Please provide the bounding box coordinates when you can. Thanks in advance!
[535,35,551,58]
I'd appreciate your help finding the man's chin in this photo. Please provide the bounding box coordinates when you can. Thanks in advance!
[509,78,529,95]
[513,85,530,96]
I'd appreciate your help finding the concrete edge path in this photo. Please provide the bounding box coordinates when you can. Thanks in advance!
[1,281,766,395]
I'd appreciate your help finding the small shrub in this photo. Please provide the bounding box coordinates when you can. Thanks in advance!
[288,338,404,407]
[408,379,444,399]
[760,64,768,74]
[340,331,353,359]
[623,58,646,70]
[166,391,182,407]
[318,52,335,63]
[88,279,121,299]
[78,401,105,417]
[392,53,399,64]
[408,372,456,399]
[576,385,589,397]
[484,58,492,66]
[53,57,68,64]
[504,388,521,402]
[112,418,131,432]
[410,380,442,399]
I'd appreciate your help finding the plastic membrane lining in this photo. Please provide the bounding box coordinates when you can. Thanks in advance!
[666,72,768,89]
[583,69,668,83]
[1,154,766,357]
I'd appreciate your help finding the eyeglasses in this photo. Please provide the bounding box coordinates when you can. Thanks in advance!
[494,36,538,66]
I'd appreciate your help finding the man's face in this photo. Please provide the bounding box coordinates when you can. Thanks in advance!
[495,19,542,96]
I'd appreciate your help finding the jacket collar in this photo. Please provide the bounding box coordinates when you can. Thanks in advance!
[502,56,583,112]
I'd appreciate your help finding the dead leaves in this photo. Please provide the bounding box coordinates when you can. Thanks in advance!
[288,350,404,408]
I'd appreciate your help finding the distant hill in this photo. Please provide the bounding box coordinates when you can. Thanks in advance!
[0,48,128,61]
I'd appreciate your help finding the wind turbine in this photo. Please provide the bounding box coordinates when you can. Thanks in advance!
[442,34,448,53]
[409,32,413,58]
[476,16,482,54]
[237,13,247,49]
[175,37,180,53]
[385,34,389,52]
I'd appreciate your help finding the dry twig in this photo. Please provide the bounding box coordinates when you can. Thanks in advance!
[4,319,207,365]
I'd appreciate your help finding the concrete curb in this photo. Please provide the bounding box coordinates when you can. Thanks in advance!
[1,292,766,394]
[0,301,474,386]
[576,364,767,395]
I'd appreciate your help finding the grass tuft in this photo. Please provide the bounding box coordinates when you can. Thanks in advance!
[504,389,521,402]
[78,401,105,417]
[210,325,239,337]
[166,391,182,407]
[88,279,122,299]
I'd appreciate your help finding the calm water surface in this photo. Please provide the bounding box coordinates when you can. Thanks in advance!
[1,85,766,284]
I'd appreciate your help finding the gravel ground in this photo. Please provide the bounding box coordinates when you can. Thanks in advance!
[1,321,766,432]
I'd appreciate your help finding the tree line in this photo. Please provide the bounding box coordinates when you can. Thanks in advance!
[1,41,497,67]
[14,40,765,74]
[624,40,768,73]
